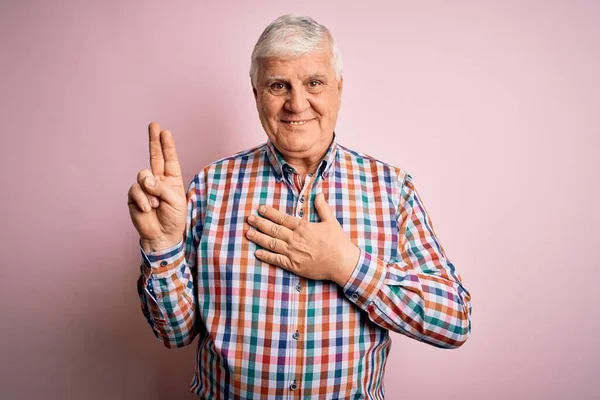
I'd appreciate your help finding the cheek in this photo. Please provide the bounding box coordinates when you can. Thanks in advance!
[260,99,282,120]
[313,99,334,120]
[257,102,282,135]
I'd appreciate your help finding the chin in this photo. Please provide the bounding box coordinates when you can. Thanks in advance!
[278,134,319,152]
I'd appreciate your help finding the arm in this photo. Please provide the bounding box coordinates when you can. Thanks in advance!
[343,172,472,348]
[127,122,204,349]
[137,175,204,348]
[244,171,471,348]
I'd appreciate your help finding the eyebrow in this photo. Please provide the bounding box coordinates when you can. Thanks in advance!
[263,73,329,83]
[305,73,328,81]
[264,75,286,83]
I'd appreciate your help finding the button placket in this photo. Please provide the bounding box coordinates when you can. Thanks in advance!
[296,172,315,219]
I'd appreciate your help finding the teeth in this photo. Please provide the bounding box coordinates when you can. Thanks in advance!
[287,120,309,125]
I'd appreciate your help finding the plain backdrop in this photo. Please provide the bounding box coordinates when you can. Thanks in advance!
[1,1,599,399]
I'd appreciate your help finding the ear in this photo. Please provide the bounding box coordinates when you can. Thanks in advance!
[337,76,344,109]
[337,76,344,94]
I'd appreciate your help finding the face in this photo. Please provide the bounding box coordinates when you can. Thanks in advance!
[253,48,343,163]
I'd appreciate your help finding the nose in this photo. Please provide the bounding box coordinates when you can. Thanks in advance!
[284,86,310,114]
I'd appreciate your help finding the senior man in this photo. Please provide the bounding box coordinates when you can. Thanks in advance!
[129,14,471,399]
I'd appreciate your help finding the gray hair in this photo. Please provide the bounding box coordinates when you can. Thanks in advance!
[249,14,343,87]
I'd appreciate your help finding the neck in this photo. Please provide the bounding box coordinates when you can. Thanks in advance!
[276,135,335,177]
[286,158,322,177]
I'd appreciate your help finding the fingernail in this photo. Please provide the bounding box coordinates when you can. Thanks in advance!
[259,205,266,214]
[150,197,159,208]
[246,230,255,238]
[255,250,263,256]
[145,177,156,187]
[247,215,255,223]
[143,205,151,213]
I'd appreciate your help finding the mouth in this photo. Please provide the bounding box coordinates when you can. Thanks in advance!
[281,118,315,126]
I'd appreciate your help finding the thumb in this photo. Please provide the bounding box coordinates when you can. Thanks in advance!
[315,193,334,222]
[143,176,183,207]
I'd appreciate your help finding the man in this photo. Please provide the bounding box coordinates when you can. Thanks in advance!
[128,14,471,399]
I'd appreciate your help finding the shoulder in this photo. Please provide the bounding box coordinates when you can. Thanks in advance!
[205,142,267,172]
[335,143,412,186]
[190,143,268,186]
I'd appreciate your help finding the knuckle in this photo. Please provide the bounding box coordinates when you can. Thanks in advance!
[295,220,306,231]
[270,224,280,236]
[279,214,289,225]
[269,238,278,250]
[128,184,141,198]
[282,257,295,271]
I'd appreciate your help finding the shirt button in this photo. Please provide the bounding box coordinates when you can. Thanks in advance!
[351,292,359,299]
[289,382,298,391]
[299,196,305,203]
[293,331,300,340]
[298,210,305,218]
[295,284,302,292]
[160,261,168,267]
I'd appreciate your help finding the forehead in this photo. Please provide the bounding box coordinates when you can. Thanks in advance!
[258,50,335,81]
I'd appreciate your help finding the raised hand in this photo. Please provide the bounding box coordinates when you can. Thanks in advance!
[245,193,361,286]
[128,122,187,253]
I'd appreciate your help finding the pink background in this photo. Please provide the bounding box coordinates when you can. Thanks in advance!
[1,1,599,399]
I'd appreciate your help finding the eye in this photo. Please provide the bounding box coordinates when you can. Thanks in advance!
[307,80,325,92]
[270,82,287,92]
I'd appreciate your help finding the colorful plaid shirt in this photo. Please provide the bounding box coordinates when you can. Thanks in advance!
[138,137,472,399]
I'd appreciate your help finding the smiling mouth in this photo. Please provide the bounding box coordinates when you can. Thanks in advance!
[282,119,314,126]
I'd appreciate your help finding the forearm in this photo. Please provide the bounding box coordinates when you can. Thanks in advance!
[344,250,471,348]
[138,241,198,348]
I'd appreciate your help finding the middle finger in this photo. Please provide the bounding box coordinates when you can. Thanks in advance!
[247,215,292,241]
[246,229,288,254]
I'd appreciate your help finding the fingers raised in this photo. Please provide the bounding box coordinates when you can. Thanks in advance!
[148,122,182,179]
[148,122,164,176]
[160,129,182,178]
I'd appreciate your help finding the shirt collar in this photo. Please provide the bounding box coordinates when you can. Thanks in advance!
[266,134,339,182]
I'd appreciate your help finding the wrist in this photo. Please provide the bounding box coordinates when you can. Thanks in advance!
[332,244,360,286]
[141,236,181,253]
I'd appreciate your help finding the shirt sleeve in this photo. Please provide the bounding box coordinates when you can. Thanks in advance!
[136,174,204,349]
[343,172,472,348]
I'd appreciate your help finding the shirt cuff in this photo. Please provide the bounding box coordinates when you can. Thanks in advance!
[343,249,386,309]
[140,240,185,278]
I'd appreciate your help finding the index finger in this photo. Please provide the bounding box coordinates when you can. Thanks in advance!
[148,122,164,176]
[258,205,301,230]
